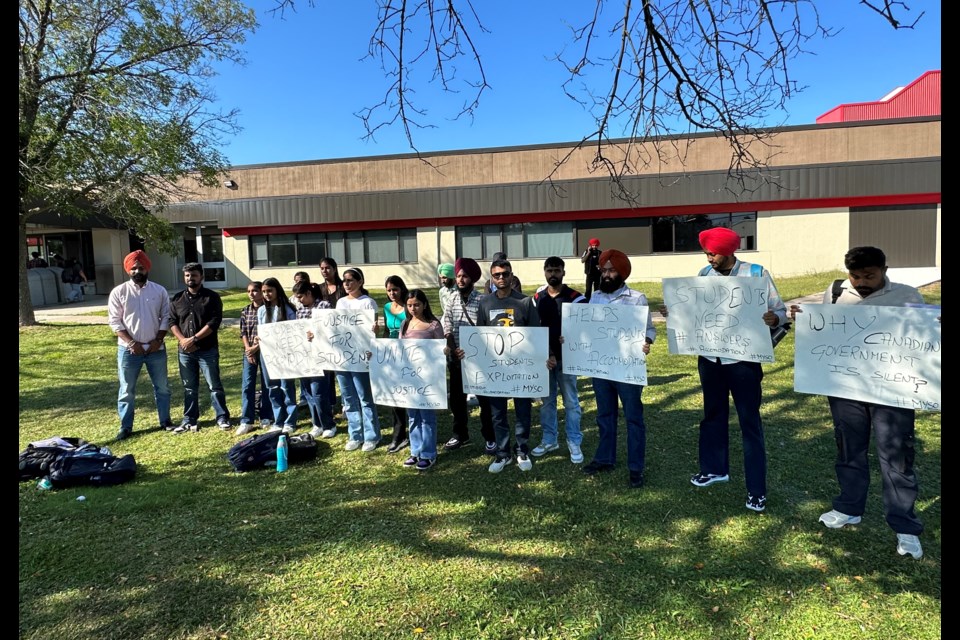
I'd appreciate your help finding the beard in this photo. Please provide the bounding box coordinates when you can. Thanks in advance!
[131,273,148,285]
[546,276,562,288]
[599,275,624,294]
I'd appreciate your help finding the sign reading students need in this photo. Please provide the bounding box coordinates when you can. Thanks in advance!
[561,304,649,385]
[662,276,775,363]
[794,304,941,411]
[309,308,375,372]
[257,319,319,379]
[370,338,448,409]
[458,326,549,398]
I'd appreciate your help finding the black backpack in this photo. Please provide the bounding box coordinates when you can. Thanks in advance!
[48,451,137,488]
[19,437,94,481]
[227,431,319,472]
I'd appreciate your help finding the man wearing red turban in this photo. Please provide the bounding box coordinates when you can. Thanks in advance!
[685,227,788,513]
[107,250,173,440]
[580,237,602,300]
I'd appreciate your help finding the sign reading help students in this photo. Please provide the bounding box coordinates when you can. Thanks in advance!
[370,338,448,409]
[309,308,376,372]
[257,319,321,379]
[662,276,775,363]
[794,304,941,411]
[561,304,649,385]
[458,326,549,398]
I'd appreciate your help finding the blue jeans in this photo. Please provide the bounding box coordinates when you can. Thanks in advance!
[590,377,646,472]
[302,376,334,431]
[240,355,272,425]
[539,368,583,446]
[261,355,298,428]
[337,372,381,443]
[117,346,171,432]
[697,357,766,497]
[489,397,532,460]
[408,409,438,460]
[178,347,229,423]
[66,282,84,302]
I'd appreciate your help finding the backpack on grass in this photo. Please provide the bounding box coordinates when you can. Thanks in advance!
[47,451,137,488]
[227,431,319,472]
[19,437,95,481]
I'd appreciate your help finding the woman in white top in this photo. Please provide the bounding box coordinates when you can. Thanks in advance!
[336,268,381,451]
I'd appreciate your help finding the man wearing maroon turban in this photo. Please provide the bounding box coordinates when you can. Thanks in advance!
[686,226,788,513]
[107,250,173,441]
[581,249,656,489]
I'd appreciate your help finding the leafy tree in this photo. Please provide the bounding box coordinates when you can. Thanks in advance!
[19,0,256,326]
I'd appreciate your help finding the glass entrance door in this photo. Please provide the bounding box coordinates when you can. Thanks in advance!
[182,225,226,288]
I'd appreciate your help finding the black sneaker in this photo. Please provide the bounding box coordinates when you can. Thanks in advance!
[746,494,767,512]
[403,456,418,468]
[387,438,409,454]
[416,458,435,471]
[582,461,615,476]
[629,470,644,488]
[691,472,729,487]
[114,429,132,442]
[216,417,232,431]
[172,420,197,434]
[484,441,498,455]
[160,420,176,432]
[443,436,471,451]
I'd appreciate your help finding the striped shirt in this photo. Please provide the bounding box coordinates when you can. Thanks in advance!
[441,288,482,348]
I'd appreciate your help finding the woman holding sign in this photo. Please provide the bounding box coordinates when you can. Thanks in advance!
[399,289,446,471]
[381,275,410,453]
[258,278,299,434]
[336,268,382,451]
[293,281,336,439]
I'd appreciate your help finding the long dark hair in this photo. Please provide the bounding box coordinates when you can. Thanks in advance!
[292,280,323,305]
[342,267,370,296]
[319,257,343,287]
[384,275,409,306]
[261,277,293,322]
[400,289,438,335]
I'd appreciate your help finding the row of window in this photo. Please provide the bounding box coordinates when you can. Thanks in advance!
[248,214,757,267]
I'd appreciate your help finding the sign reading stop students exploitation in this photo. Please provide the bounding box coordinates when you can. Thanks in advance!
[458,326,549,398]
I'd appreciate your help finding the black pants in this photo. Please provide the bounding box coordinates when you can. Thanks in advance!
[828,397,922,535]
[448,358,493,442]
[391,406,408,443]
[584,272,601,301]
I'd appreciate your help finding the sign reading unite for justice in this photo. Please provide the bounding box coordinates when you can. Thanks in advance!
[662,276,775,363]
[561,304,649,385]
[370,338,448,410]
[459,326,549,398]
[794,304,941,411]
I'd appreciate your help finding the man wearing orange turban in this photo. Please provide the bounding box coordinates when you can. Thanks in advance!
[107,250,173,441]
[684,227,788,513]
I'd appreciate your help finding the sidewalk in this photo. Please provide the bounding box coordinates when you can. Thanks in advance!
[30,267,940,325]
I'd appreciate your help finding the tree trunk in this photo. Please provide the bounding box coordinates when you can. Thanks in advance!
[19,217,37,326]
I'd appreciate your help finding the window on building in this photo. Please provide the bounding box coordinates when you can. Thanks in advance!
[250,229,418,267]
[652,213,756,253]
[456,222,574,259]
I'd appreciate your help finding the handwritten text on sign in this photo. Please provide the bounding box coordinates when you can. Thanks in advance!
[309,308,375,372]
[561,304,649,385]
[370,339,448,409]
[662,276,775,363]
[459,326,549,398]
[794,304,941,411]
[257,319,319,379]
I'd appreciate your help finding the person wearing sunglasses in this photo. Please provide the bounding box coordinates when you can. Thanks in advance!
[336,268,382,452]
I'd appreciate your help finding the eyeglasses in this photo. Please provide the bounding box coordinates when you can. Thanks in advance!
[490,271,512,279]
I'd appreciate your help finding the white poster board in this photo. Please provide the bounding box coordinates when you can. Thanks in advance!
[308,308,376,372]
[257,319,320,379]
[794,304,941,411]
[370,338,448,409]
[663,276,775,363]
[458,326,549,398]
[561,304,649,385]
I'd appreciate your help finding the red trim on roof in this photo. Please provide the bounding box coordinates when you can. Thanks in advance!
[222,192,940,236]
[817,71,941,123]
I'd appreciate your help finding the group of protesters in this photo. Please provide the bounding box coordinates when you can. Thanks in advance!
[106,228,930,560]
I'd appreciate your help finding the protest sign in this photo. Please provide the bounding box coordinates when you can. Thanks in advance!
[257,319,319,379]
[370,339,448,409]
[663,276,775,363]
[308,308,375,372]
[561,304,649,385]
[794,304,941,411]
[458,326,549,398]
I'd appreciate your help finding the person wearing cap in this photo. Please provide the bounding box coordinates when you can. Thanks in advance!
[687,227,787,513]
[107,250,173,441]
[581,249,655,488]
[581,238,602,301]
[437,262,457,316]
[441,257,494,451]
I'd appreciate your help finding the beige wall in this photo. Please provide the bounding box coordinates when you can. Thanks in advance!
[91,229,131,294]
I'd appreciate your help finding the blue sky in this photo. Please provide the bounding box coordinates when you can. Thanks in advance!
[211,1,941,167]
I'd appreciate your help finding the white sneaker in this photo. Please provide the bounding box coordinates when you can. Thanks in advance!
[488,457,513,473]
[516,454,533,472]
[568,443,584,464]
[531,442,559,457]
[345,439,362,451]
[309,426,323,438]
[819,509,862,529]
[320,427,337,439]
[235,423,256,436]
[267,425,283,433]
[896,533,923,559]
[281,425,295,435]
[361,441,378,452]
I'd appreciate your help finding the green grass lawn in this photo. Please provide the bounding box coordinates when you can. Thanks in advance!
[19,281,940,639]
